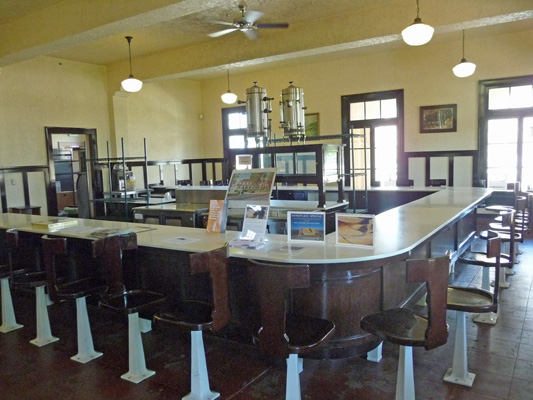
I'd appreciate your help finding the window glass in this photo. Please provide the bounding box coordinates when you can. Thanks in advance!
[350,102,365,121]
[365,100,381,120]
[510,85,533,109]
[521,117,533,190]
[229,135,245,149]
[228,112,247,130]
[381,99,397,118]
[374,126,397,182]
[487,119,518,143]
[488,87,510,110]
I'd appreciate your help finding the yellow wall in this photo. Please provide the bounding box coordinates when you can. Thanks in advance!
[0,56,110,165]
[200,29,533,157]
[0,28,531,175]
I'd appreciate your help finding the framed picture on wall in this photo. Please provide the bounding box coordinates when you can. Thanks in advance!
[305,113,319,137]
[420,104,457,133]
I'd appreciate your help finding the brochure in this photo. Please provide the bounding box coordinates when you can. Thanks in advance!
[229,204,270,249]
[287,211,326,243]
[206,199,227,233]
[31,218,78,232]
[335,213,375,247]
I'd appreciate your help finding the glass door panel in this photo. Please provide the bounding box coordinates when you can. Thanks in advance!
[521,117,533,190]
[487,118,518,187]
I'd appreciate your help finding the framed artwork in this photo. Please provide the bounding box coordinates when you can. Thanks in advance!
[335,213,375,248]
[305,113,319,137]
[420,104,457,133]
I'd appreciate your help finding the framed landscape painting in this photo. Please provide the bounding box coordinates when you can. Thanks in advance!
[420,104,457,133]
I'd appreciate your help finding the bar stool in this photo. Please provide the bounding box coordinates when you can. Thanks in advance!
[7,229,59,346]
[444,232,501,387]
[42,236,108,363]
[459,222,512,325]
[490,196,526,266]
[0,259,23,333]
[154,246,230,400]
[360,256,449,400]
[482,209,516,288]
[247,260,335,400]
[94,233,166,383]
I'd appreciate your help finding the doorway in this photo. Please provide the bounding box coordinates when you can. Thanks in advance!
[45,127,103,217]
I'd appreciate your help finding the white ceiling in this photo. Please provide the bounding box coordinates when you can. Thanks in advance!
[0,0,531,80]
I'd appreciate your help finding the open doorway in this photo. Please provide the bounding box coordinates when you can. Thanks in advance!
[45,127,103,218]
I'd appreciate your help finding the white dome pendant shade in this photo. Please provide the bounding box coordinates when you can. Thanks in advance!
[401,0,434,46]
[221,70,237,104]
[121,36,143,93]
[453,30,476,78]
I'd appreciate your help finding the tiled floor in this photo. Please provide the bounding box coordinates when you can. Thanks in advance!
[1,236,533,399]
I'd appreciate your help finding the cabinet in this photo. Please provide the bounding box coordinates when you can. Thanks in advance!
[227,143,344,208]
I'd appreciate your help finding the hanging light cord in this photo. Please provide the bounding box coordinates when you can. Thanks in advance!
[461,30,466,59]
[126,36,134,77]
[227,70,231,91]
[416,0,420,19]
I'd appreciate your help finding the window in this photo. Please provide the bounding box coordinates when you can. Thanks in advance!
[222,106,258,150]
[341,90,404,187]
[479,76,533,190]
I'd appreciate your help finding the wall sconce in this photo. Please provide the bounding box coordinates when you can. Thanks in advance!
[221,70,238,104]
[121,36,143,93]
[401,0,434,46]
[452,30,476,78]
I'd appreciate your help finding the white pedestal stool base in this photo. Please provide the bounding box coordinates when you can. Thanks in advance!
[121,312,155,384]
[396,345,415,400]
[71,296,102,364]
[0,277,23,333]
[443,311,475,387]
[30,285,59,347]
[183,330,220,400]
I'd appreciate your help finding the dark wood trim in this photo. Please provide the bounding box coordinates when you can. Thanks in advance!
[0,165,51,214]
[45,127,100,216]
[405,150,479,186]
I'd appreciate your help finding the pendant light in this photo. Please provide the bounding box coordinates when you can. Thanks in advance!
[452,30,476,78]
[121,36,143,93]
[401,0,434,46]
[221,70,238,104]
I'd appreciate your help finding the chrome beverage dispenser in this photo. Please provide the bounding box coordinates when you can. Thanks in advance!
[243,82,272,146]
[279,81,306,141]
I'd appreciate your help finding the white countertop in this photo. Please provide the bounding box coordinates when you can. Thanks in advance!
[0,187,490,265]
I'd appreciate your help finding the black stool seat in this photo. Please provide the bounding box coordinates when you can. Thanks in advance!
[458,250,511,267]
[11,271,48,288]
[100,289,165,315]
[360,308,430,348]
[156,300,213,331]
[255,313,336,354]
[447,286,494,312]
[54,278,107,300]
[486,205,512,212]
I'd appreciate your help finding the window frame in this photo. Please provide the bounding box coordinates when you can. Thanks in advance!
[478,75,533,186]
[341,89,405,187]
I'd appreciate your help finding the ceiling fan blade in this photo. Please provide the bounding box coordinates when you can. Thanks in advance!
[209,20,235,27]
[243,10,264,24]
[256,23,289,29]
[207,28,237,38]
[243,29,260,40]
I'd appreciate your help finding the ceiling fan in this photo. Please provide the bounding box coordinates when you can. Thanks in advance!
[207,2,289,40]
